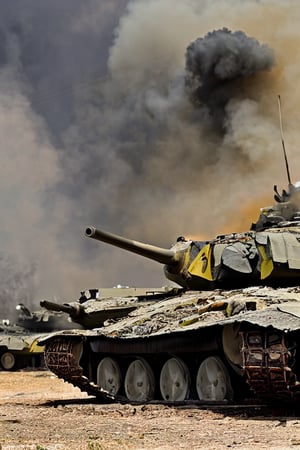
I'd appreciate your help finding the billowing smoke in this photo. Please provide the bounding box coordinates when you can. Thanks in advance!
[185,28,275,128]
[1,0,300,320]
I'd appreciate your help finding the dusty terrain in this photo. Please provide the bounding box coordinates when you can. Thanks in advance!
[0,371,300,450]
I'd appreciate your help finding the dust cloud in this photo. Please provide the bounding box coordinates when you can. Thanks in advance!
[0,0,300,319]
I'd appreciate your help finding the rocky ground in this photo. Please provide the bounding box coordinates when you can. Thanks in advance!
[0,371,300,450]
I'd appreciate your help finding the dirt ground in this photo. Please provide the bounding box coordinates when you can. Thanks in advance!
[0,371,300,450]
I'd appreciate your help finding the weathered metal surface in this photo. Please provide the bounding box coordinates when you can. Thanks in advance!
[85,287,300,337]
[40,285,300,403]
[40,287,177,329]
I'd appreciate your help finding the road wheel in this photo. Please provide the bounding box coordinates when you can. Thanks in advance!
[160,357,190,401]
[196,356,233,401]
[124,358,155,402]
[0,351,16,370]
[97,357,121,395]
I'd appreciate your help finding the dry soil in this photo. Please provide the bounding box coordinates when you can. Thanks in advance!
[1,371,300,450]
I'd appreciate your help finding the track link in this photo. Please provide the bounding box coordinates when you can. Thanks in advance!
[241,329,300,401]
[44,337,125,402]
[45,332,300,404]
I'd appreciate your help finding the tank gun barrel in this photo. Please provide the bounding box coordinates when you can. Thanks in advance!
[85,226,182,266]
[40,300,82,318]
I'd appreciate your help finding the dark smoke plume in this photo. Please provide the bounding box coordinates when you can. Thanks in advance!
[185,28,275,128]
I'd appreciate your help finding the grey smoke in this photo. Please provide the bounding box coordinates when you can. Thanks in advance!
[185,28,275,128]
[0,257,35,320]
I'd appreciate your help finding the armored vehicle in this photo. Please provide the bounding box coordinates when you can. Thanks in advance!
[0,304,81,371]
[0,321,44,371]
[40,286,176,330]
[40,182,300,404]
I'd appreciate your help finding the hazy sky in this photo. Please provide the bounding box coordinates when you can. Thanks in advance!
[1,0,300,318]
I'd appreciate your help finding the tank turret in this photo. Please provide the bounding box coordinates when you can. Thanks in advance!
[40,299,136,329]
[15,303,82,332]
[85,182,300,291]
[40,287,176,329]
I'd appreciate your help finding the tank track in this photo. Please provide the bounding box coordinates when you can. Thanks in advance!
[45,332,300,404]
[44,337,124,403]
[241,329,300,401]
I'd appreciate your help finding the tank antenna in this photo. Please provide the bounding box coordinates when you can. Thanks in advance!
[277,94,292,185]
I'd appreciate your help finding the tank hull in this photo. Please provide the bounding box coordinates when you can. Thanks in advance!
[0,326,45,370]
[0,307,82,371]
[40,286,300,404]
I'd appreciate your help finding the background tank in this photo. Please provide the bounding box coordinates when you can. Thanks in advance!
[40,286,177,329]
[15,303,83,332]
[39,182,300,405]
[0,303,82,371]
[0,321,44,371]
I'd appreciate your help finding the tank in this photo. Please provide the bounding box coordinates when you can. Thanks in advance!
[40,286,176,329]
[0,321,44,371]
[39,182,300,404]
[0,303,82,371]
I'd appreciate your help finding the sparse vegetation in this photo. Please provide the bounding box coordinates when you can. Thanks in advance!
[87,442,102,450]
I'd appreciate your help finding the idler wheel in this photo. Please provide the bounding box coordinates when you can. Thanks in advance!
[97,357,121,395]
[124,358,155,402]
[0,351,16,370]
[222,324,243,374]
[196,356,233,401]
[72,341,83,363]
[159,357,190,402]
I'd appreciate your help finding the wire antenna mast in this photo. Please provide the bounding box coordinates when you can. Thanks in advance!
[277,94,292,185]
